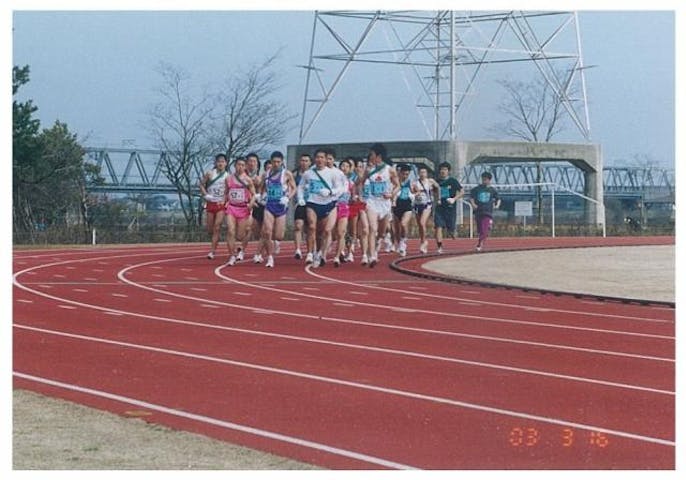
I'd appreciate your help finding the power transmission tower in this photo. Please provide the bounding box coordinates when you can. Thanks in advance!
[298,10,591,143]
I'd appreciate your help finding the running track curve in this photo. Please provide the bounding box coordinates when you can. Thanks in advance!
[13,236,675,469]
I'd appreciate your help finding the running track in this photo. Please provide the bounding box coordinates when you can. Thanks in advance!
[13,236,675,469]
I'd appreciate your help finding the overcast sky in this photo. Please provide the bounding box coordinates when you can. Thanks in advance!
[9,4,678,169]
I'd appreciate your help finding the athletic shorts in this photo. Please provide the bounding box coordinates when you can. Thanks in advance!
[366,197,392,220]
[349,201,366,219]
[252,205,265,223]
[205,201,225,215]
[434,205,457,231]
[392,199,413,219]
[265,201,288,218]
[414,203,432,216]
[294,205,308,222]
[226,203,251,220]
[307,201,337,220]
[337,202,350,219]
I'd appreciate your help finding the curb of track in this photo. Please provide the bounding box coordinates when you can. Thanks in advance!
[389,244,675,309]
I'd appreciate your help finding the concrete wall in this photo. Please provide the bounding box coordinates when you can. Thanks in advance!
[287,140,605,225]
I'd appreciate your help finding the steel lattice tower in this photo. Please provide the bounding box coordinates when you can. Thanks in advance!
[298,10,592,143]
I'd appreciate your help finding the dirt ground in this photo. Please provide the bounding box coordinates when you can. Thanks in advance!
[12,245,675,470]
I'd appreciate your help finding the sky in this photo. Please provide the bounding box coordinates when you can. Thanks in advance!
[8,2,678,170]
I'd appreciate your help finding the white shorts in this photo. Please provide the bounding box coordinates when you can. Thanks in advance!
[366,197,392,220]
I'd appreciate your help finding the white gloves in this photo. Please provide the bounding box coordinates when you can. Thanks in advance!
[280,196,290,206]
[446,197,456,205]
[319,188,331,197]
[203,194,213,202]
[298,198,306,206]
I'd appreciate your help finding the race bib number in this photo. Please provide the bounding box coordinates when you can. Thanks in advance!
[309,179,324,194]
[267,183,284,200]
[371,181,387,196]
[229,189,246,203]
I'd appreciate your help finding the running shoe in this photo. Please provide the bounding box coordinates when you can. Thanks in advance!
[361,254,369,265]
[266,255,274,268]
[226,255,237,266]
[476,243,483,252]
[305,252,314,264]
[369,256,378,268]
[207,251,215,260]
[253,254,263,264]
[339,253,347,263]
[312,252,321,268]
[345,252,354,263]
[437,246,443,254]
[274,241,281,254]
[236,249,244,261]
[294,249,302,260]
[398,247,407,257]
[334,258,340,268]
[419,241,428,254]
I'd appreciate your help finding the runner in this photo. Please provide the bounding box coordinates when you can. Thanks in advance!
[470,171,501,252]
[412,165,439,254]
[238,152,261,262]
[434,161,463,254]
[391,164,415,257]
[333,158,355,267]
[251,158,272,263]
[224,157,257,266]
[349,157,370,264]
[292,153,312,260]
[260,151,296,268]
[363,143,399,267]
[297,148,346,268]
[198,153,229,260]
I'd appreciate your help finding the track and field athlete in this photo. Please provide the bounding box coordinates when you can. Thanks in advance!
[391,163,414,257]
[260,151,296,268]
[237,152,261,261]
[224,157,257,266]
[434,161,463,254]
[297,148,346,267]
[470,171,501,252]
[333,158,355,267]
[363,143,399,267]
[349,157,370,264]
[412,165,439,254]
[292,153,312,260]
[199,153,229,259]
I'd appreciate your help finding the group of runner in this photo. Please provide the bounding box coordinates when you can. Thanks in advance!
[199,143,501,268]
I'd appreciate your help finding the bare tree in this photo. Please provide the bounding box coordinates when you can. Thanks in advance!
[489,74,575,224]
[148,62,215,231]
[211,54,295,162]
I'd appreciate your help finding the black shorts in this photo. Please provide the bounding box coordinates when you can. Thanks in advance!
[294,205,308,222]
[392,199,413,220]
[434,205,457,231]
[252,205,265,223]
[306,201,337,220]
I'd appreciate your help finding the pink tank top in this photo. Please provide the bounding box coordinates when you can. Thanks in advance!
[227,174,251,207]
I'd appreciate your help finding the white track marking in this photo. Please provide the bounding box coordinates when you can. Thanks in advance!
[58,305,76,310]
[104,312,123,316]
[13,253,674,364]
[73,289,89,293]
[201,304,219,309]
[13,371,417,470]
[153,298,172,303]
[16,299,33,304]
[111,293,128,298]
[402,296,422,300]
[38,285,52,289]
[84,277,98,281]
[12,331,674,447]
[218,265,674,342]
[332,303,354,307]
[53,274,66,278]
[233,292,251,296]
[309,265,672,324]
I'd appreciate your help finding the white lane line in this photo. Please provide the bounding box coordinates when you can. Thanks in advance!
[349,291,367,296]
[201,304,219,309]
[408,286,427,290]
[58,305,76,310]
[16,299,33,304]
[252,310,274,315]
[13,371,416,470]
[84,277,98,281]
[12,331,674,447]
[38,285,52,289]
[301,268,673,340]
[309,266,671,324]
[152,274,165,278]
[303,287,319,291]
[73,289,89,293]
[92,269,104,273]
[233,292,251,296]
[111,293,129,298]
[185,277,199,281]
[153,298,172,303]
[104,311,123,316]
[332,303,354,307]
[53,274,67,278]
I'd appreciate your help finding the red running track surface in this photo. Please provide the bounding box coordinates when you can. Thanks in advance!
[13,237,675,469]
